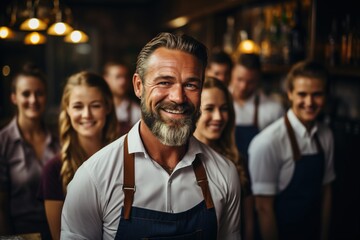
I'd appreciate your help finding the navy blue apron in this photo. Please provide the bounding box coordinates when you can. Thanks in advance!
[274,115,325,240]
[255,115,325,240]
[115,136,218,240]
[235,94,259,160]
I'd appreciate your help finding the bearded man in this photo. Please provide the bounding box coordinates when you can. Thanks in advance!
[61,32,241,240]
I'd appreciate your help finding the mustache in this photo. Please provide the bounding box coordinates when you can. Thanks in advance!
[155,102,195,115]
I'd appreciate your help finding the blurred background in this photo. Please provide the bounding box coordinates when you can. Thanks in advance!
[1,0,359,239]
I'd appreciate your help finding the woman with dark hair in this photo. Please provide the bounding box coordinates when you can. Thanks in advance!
[0,63,60,238]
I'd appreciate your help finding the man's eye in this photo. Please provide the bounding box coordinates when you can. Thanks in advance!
[159,82,170,86]
[185,83,198,90]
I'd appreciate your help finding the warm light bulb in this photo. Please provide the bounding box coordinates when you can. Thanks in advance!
[29,18,40,29]
[239,40,260,54]
[0,27,12,38]
[20,18,47,31]
[54,22,66,34]
[71,30,82,42]
[24,32,46,45]
[65,30,89,43]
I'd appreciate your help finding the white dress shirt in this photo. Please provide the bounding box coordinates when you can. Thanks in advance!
[61,121,241,240]
[248,109,336,195]
[234,91,284,129]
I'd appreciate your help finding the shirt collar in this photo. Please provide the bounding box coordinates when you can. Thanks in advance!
[7,116,58,148]
[127,120,201,164]
[287,109,318,138]
[7,117,23,143]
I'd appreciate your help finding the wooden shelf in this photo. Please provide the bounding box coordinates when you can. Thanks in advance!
[328,66,360,78]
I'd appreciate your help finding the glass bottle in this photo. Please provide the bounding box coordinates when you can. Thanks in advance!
[288,0,306,64]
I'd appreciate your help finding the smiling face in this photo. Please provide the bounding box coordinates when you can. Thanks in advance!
[288,77,326,129]
[11,75,46,121]
[66,86,109,141]
[133,47,203,146]
[194,87,229,145]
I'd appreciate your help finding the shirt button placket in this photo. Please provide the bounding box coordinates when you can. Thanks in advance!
[167,178,173,213]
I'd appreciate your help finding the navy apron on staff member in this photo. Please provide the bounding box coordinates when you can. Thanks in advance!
[115,135,218,240]
[235,94,259,160]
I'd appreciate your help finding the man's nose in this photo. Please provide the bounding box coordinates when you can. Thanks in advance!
[169,84,186,103]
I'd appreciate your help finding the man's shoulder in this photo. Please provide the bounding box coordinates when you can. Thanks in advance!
[82,136,125,174]
[251,118,286,148]
[197,141,237,175]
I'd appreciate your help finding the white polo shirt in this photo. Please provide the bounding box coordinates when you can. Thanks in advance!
[248,109,336,195]
[61,121,241,240]
[234,92,284,130]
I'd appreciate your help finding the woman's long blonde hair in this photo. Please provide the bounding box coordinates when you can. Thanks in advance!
[59,71,118,192]
[200,77,248,188]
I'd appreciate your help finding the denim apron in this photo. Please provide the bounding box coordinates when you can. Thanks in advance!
[274,115,325,240]
[115,136,218,240]
[235,94,259,160]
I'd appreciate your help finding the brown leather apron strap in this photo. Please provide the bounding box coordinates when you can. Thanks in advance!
[314,134,324,155]
[284,114,301,161]
[123,136,215,219]
[192,156,215,209]
[253,94,259,128]
[123,135,135,220]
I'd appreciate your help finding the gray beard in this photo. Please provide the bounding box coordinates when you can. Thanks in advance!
[140,97,198,146]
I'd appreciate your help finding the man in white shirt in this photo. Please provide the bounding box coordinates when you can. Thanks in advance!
[248,61,336,240]
[61,32,241,240]
[103,61,141,136]
[231,53,283,159]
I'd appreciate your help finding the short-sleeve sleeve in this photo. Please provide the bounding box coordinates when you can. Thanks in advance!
[248,134,281,195]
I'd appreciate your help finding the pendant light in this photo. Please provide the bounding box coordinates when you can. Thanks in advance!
[0,26,15,39]
[47,0,72,36]
[64,29,89,43]
[24,31,46,45]
[20,0,47,31]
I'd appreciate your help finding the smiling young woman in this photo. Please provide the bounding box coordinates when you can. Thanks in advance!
[38,71,118,240]
[0,63,60,238]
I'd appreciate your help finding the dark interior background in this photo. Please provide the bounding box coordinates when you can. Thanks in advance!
[0,0,359,239]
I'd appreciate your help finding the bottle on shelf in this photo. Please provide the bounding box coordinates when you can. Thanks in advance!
[325,19,340,66]
[288,0,306,64]
[341,14,353,66]
[268,7,282,64]
[223,16,235,55]
[280,4,290,64]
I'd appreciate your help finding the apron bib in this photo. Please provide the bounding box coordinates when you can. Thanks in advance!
[275,115,324,240]
[115,136,218,240]
[235,94,260,160]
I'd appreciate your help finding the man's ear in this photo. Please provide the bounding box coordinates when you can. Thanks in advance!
[287,90,293,102]
[133,73,143,99]
[11,93,17,105]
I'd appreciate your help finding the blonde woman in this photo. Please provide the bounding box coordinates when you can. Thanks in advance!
[194,77,254,240]
[38,71,118,240]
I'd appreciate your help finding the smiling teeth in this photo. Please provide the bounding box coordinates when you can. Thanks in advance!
[164,109,184,114]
